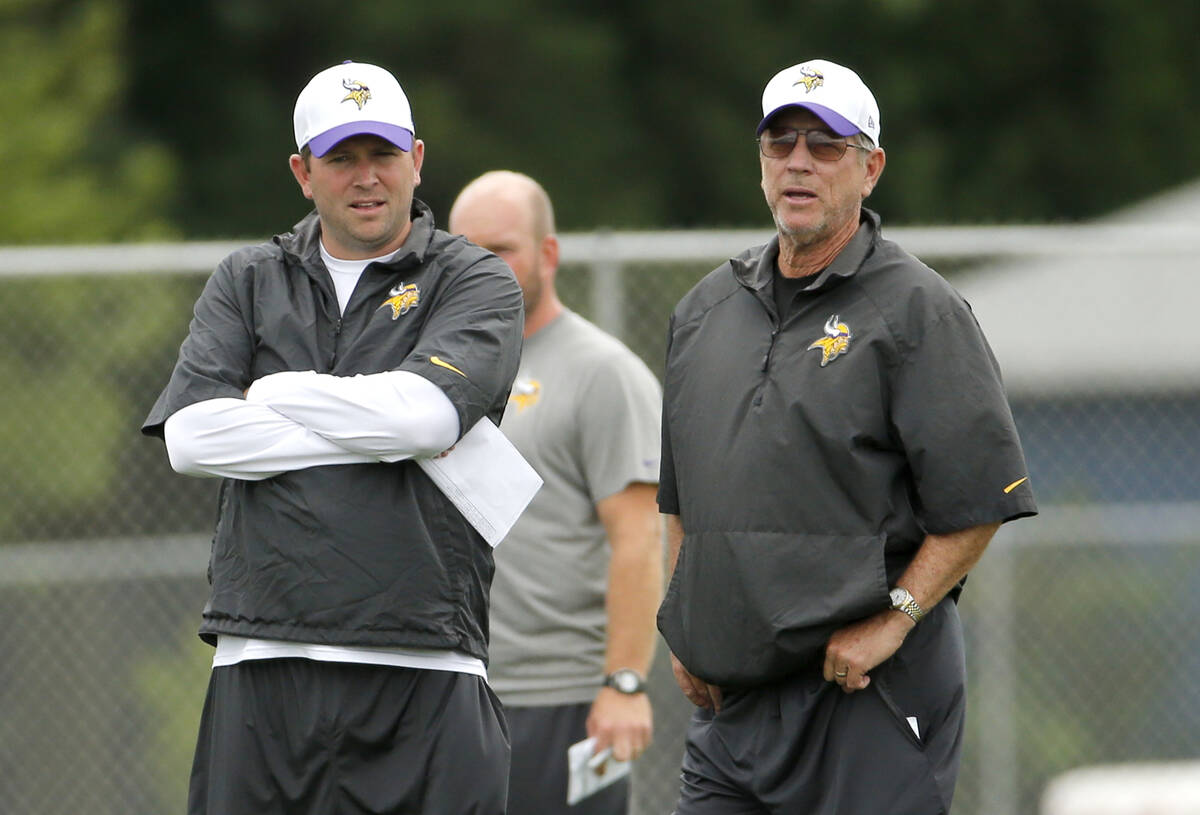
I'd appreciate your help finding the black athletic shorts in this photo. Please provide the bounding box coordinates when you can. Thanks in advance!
[188,658,510,815]
[505,702,630,815]
[674,600,966,815]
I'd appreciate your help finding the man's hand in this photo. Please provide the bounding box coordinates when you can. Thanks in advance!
[587,687,653,762]
[823,522,1000,693]
[670,652,723,712]
[822,610,913,694]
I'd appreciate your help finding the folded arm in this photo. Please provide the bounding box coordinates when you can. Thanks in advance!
[165,371,460,479]
[164,398,374,480]
[245,370,460,461]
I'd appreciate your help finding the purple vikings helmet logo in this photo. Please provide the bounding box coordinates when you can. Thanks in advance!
[808,314,852,366]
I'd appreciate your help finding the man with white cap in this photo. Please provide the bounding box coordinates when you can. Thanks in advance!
[142,61,523,814]
[656,59,1037,812]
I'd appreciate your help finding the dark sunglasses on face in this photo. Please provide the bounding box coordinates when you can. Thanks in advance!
[757,127,869,162]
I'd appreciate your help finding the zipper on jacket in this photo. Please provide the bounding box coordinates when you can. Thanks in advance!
[754,324,780,407]
[329,317,342,368]
[761,326,780,372]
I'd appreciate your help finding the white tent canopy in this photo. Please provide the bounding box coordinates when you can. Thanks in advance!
[955,180,1200,396]
[955,180,1200,397]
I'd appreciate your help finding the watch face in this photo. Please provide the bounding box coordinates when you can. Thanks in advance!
[609,669,643,694]
[890,588,905,607]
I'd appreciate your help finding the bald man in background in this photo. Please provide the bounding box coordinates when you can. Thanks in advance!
[450,172,663,814]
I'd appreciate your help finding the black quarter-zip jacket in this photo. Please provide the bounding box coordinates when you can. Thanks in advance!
[143,200,524,660]
[657,209,1036,686]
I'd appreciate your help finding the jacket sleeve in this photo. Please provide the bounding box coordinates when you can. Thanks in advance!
[890,303,1038,533]
[394,253,525,440]
[142,256,254,438]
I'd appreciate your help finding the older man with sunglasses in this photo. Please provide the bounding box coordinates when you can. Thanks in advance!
[656,59,1037,813]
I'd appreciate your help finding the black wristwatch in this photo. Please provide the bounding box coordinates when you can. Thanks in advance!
[604,668,647,695]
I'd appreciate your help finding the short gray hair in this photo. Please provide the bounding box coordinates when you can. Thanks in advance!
[852,132,876,165]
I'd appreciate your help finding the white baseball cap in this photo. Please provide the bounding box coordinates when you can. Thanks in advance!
[757,59,881,147]
[293,61,415,156]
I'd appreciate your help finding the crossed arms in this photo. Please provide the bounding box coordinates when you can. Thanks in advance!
[164,369,460,480]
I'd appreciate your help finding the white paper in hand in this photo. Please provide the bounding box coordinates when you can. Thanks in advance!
[567,737,631,806]
[417,418,542,547]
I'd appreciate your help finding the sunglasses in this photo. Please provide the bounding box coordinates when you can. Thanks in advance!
[757,127,869,162]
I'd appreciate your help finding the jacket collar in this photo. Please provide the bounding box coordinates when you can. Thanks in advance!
[732,207,881,294]
[276,197,437,275]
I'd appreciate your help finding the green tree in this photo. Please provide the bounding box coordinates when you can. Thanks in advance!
[0,0,178,243]
[0,273,208,542]
[120,0,1200,236]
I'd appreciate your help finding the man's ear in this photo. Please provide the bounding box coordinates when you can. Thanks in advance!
[289,154,314,200]
[410,140,425,188]
[861,147,886,199]
[540,233,560,277]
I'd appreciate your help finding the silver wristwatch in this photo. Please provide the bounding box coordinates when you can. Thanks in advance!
[889,587,926,624]
[604,668,647,694]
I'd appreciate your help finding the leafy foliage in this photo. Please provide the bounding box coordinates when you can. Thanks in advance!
[4,1,1199,241]
[0,273,206,541]
[112,0,1200,237]
[0,0,178,243]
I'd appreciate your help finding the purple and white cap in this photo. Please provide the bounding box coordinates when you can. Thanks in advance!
[293,61,414,157]
[757,59,881,147]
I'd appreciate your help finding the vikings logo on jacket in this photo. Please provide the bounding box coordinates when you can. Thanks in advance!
[808,314,851,366]
[379,282,420,320]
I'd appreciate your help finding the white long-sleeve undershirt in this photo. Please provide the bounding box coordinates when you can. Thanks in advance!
[164,370,460,480]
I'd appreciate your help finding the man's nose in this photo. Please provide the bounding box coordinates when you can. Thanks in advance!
[785,137,817,170]
[352,160,378,185]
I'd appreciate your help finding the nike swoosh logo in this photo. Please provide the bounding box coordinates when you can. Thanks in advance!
[430,356,467,378]
[1003,476,1029,494]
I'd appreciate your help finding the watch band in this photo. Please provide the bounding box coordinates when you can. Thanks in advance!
[889,587,926,624]
[604,668,647,694]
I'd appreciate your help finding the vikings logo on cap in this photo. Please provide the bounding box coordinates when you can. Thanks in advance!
[379,282,420,320]
[294,61,415,156]
[341,79,371,110]
[793,67,824,93]
[808,314,852,367]
[758,59,881,146]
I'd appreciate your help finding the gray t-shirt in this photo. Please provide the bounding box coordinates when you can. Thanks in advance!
[489,309,662,706]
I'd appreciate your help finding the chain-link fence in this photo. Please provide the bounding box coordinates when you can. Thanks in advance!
[1,216,1198,815]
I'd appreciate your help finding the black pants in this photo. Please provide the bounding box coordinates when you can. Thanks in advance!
[188,659,510,815]
[505,702,630,815]
[675,601,966,815]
